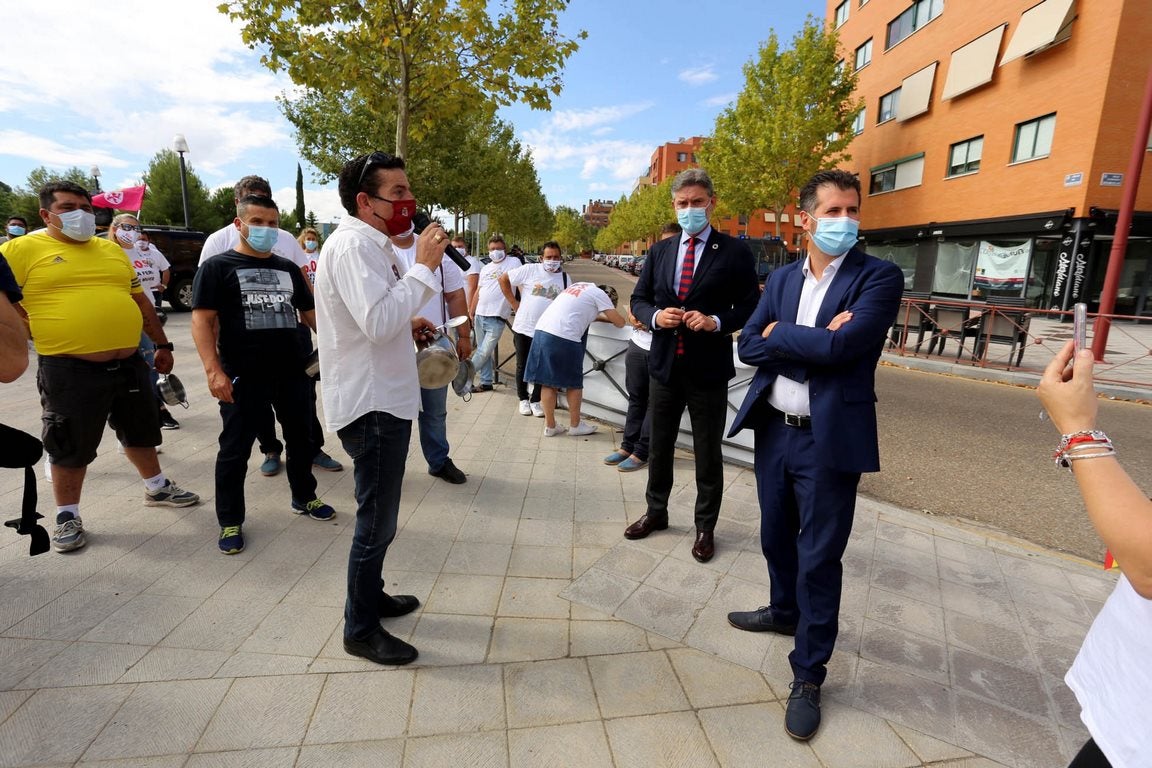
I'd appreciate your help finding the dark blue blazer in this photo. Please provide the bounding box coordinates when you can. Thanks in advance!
[727,248,904,473]
[630,229,759,387]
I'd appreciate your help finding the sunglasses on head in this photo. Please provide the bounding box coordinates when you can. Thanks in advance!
[357,151,397,189]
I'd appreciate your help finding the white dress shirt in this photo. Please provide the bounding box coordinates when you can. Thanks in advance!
[314,216,437,430]
[767,253,847,416]
[653,226,721,331]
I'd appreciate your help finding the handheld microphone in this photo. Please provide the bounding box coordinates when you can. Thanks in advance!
[412,212,471,271]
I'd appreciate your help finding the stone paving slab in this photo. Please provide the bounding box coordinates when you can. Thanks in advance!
[0,313,1116,766]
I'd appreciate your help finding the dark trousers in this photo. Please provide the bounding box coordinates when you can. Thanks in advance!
[337,411,411,641]
[622,341,651,460]
[215,370,317,527]
[513,331,541,403]
[754,416,860,687]
[255,380,324,455]
[1069,739,1111,768]
[645,361,728,530]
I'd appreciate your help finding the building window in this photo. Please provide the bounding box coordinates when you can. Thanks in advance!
[738,215,749,225]
[869,153,925,195]
[886,0,944,49]
[853,109,866,135]
[878,88,901,123]
[948,136,983,176]
[1012,114,1056,162]
[859,0,869,5]
[835,1,849,27]
[676,152,687,162]
[855,38,873,70]
[691,153,697,162]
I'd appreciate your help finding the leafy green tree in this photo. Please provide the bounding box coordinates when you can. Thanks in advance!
[222,0,585,159]
[207,186,237,231]
[698,16,860,236]
[305,211,319,231]
[552,205,598,255]
[1,167,96,226]
[141,150,215,231]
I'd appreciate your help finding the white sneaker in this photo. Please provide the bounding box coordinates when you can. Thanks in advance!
[531,402,545,418]
[543,424,567,437]
[518,399,532,416]
[569,421,598,436]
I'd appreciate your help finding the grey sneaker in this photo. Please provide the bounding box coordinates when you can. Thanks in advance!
[52,517,86,552]
[144,480,201,507]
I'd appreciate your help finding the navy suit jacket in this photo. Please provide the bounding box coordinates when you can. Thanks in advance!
[728,247,904,474]
[630,229,759,387]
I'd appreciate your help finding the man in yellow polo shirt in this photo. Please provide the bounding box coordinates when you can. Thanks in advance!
[0,181,200,553]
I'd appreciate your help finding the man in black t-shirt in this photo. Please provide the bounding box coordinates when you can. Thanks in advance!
[191,195,336,555]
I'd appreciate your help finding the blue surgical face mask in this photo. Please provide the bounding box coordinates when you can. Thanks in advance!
[6,225,25,237]
[243,224,277,253]
[810,216,859,257]
[676,206,709,236]
[53,209,96,242]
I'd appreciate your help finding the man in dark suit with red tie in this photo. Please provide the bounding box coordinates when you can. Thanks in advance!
[626,169,759,562]
[726,169,904,741]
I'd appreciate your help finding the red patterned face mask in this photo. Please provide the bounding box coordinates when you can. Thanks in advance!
[371,196,417,236]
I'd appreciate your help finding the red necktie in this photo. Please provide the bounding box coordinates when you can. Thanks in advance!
[676,236,696,355]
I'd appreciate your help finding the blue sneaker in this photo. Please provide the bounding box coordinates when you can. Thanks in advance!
[292,498,335,521]
[219,525,244,554]
[312,451,344,472]
[603,450,629,466]
[617,456,648,473]
[260,452,282,477]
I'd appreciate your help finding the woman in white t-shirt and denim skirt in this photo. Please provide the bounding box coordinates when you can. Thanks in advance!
[524,282,625,437]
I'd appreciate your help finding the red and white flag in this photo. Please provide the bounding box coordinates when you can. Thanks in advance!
[93,185,146,211]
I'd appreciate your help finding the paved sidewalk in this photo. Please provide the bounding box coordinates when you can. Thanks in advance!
[0,315,1114,767]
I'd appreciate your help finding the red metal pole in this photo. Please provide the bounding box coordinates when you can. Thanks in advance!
[1092,63,1152,361]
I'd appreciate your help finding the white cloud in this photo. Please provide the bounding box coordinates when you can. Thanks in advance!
[702,93,737,108]
[549,103,654,132]
[679,66,719,86]
[272,185,347,225]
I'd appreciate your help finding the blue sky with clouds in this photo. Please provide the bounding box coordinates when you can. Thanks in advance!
[0,1,825,224]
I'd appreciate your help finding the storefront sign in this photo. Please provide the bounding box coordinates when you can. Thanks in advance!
[974,240,1031,290]
[1050,222,1093,310]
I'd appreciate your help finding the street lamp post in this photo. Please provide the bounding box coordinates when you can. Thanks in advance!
[173,133,191,230]
[90,165,101,193]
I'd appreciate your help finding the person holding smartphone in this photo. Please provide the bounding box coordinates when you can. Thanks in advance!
[1039,341,1152,768]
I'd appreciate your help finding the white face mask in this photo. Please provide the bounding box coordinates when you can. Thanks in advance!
[489,249,506,262]
[116,227,140,246]
[137,241,150,251]
[53,209,97,242]
[542,259,562,273]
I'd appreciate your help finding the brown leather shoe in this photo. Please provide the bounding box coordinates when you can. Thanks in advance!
[624,513,668,540]
[692,529,715,562]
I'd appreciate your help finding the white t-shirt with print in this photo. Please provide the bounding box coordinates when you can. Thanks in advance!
[125,246,171,305]
[534,282,614,343]
[474,256,522,319]
[505,263,568,336]
[392,235,466,326]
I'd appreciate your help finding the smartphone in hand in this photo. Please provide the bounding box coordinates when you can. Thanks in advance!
[1073,303,1088,351]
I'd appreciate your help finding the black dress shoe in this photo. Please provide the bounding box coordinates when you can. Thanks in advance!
[429,459,466,484]
[691,529,714,562]
[344,628,418,665]
[624,513,668,540]
[785,680,821,740]
[474,384,494,392]
[727,606,798,635]
[380,592,420,618]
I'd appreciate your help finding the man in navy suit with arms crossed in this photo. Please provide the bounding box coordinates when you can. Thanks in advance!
[727,169,903,740]
[626,168,759,562]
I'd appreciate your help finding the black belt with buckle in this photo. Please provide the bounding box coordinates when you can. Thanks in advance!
[782,412,812,428]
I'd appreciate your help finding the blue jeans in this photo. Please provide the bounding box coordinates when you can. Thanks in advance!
[470,315,505,386]
[337,410,412,641]
[419,382,450,473]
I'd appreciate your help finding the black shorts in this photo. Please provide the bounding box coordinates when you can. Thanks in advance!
[37,354,162,467]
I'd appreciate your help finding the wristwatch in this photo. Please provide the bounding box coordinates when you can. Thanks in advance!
[156,342,175,351]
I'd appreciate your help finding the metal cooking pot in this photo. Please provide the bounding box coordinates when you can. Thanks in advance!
[157,373,188,408]
[414,315,468,389]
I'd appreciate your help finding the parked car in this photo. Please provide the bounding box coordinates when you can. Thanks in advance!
[630,255,646,276]
[617,255,635,272]
[144,227,208,311]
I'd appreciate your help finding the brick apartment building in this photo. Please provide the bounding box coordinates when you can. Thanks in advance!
[829,0,1152,315]
[582,199,614,228]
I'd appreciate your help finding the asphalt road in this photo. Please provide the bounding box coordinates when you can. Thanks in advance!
[565,258,1152,562]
